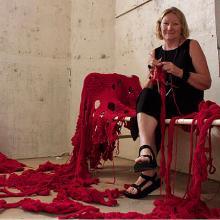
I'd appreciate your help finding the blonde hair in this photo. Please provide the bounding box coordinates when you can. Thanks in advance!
[156,7,189,40]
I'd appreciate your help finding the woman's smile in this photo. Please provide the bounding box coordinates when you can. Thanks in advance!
[161,13,182,41]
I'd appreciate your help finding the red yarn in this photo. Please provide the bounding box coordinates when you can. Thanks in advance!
[0,152,25,173]
[151,66,167,182]
[151,68,220,218]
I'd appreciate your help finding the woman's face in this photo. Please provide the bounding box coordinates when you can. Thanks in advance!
[160,12,182,41]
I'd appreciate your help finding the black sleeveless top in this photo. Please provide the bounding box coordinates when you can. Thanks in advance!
[154,39,203,117]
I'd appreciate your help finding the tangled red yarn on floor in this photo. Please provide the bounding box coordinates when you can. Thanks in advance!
[0,153,25,174]
[0,71,220,218]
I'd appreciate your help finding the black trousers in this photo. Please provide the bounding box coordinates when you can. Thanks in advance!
[131,87,201,152]
[131,87,180,153]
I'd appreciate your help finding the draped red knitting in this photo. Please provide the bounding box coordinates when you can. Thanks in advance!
[0,71,220,218]
[71,73,142,176]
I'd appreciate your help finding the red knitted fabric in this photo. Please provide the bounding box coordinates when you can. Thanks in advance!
[0,152,25,173]
[151,100,220,219]
[0,72,220,218]
[71,72,142,175]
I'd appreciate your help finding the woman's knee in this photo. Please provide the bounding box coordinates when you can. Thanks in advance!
[136,88,161,120]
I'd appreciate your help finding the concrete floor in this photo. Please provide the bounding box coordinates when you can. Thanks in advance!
[0,155,220,219]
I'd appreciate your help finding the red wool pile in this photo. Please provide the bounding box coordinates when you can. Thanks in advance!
[0,152,25,173]
[0,71,220,218]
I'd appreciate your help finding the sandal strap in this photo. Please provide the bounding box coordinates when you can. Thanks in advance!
[140,154,153,163]
[138,173,157,188]
[139,145,156,161]
[129,173,159,193]
[130,183,141,194]
[140,172,157,181]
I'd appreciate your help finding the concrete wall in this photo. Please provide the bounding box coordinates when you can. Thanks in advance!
[0,0,71,158]
[69,0,115,141]
[116,0,220,181]
[0,0,219,180]
[216,0,220,77]
[0,0,115,159]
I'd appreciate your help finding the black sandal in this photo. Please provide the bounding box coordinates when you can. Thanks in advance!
[124,172,161,199]
[134,145,157,172]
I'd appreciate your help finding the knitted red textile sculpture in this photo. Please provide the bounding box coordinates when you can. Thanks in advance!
[150,99,220,219]
[0,71,220,218]
[71,72,142,176]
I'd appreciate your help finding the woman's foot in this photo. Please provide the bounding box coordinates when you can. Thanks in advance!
[124,169,161,199]
[134,145,157,172]
[135,147,154,163]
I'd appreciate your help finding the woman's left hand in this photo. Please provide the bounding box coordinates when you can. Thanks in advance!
[161,61,183,78]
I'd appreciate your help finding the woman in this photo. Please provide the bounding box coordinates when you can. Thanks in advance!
[124,7,211,199]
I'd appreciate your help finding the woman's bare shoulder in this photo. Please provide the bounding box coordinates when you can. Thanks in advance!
[189,39,201,49]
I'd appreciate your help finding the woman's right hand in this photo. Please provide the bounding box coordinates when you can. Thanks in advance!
[148,56,162,78]
[143,52,161,88]
[148,55,162,69]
